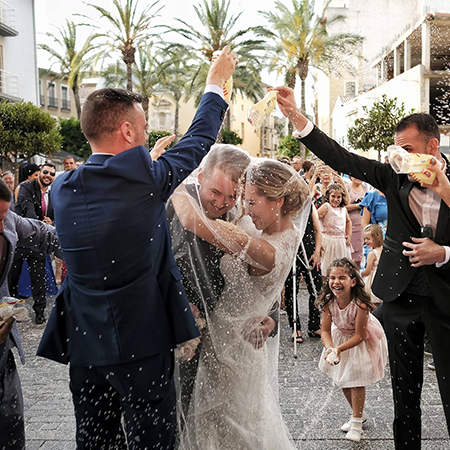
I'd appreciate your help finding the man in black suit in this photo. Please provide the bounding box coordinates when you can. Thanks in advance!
[10,163,56,324]
[274,86,450,450]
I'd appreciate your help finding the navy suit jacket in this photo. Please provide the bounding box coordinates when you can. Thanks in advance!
[37,92,228,367]
[301,126,450,316]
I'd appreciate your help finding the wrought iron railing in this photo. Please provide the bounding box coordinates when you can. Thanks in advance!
[0,69,18,98]
[0,1,16,30]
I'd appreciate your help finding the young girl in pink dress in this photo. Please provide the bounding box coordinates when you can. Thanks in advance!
[316,258,388,442]
[317,183,352,276]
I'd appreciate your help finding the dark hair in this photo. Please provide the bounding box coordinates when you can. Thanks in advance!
[26,164,40,178]
[277,156,291,165]
[302,160,314,173]
[325,182,348,207]
[41,163,56,171]
[64,156,75,163]
[395,113,440,143]
[315,258,375,312]
[81,88,142,142]
[0,179,13,202]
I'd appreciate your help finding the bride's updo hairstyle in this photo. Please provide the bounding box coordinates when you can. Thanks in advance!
[247,160,310,216]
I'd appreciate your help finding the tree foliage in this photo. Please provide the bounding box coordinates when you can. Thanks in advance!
[347,95,413,161]
[278,134,300,159]
[169,0,267,107]
[220,128,243,145]
[147,130,174,150]
[59,117,92,160]
[87,0,163,91]
[0,101,62,182]
[39,20,100,119]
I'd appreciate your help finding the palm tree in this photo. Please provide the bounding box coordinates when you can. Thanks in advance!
[87,0,163,91]
[39,20,100,119]
[261,0,363,117]
[169,0,267,111]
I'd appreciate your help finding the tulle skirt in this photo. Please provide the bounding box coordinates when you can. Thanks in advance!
[321,235,353,276]
[318,314,388,388]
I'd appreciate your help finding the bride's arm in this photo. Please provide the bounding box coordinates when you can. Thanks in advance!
[171,186,275,272]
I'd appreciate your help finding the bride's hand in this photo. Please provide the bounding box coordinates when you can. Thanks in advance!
[242,315,276,349]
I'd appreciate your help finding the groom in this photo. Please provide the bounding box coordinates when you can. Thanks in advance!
[167,144,279,420]
[37,48,237,449]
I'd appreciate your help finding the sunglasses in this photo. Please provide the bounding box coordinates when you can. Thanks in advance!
[42,170,56,176]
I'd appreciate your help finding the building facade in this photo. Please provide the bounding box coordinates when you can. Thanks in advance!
[39,69,76,119]
[0,0,38,103]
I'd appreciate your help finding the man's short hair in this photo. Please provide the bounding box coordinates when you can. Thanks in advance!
[64,156,75,163]
[395,113,440,143]
[0,179,13,202]
[202,144,250,183]
[81,88,142,142]
[42,162,56,171]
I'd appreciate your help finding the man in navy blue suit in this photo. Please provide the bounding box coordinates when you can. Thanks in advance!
[37,47,237,450]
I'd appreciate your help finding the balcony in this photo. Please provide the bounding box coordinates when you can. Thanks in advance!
[40,94,45,106]
[48,96,58,108]
[0,1,17,36]
[61,99,71,110]
[0,69,19,100]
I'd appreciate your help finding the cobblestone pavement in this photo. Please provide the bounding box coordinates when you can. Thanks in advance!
[15,291,449,449]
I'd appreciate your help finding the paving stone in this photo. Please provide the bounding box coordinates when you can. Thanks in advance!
[15,293,449,448]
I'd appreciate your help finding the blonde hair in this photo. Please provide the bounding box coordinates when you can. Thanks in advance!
[364,224,384,247]
[247,160,309,216]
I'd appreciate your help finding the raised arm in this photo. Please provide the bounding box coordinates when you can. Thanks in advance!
[171,187,275,273]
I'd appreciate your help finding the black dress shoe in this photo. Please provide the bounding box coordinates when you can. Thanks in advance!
[35,312,46,325]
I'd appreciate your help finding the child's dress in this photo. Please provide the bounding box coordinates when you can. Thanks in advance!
[363,248,382,306]
[318,299,388,388]
[320,203,352,275]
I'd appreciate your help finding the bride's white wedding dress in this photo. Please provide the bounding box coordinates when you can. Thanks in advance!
[179,227,300,450]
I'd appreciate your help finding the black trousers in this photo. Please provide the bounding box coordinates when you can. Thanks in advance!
[284,252,322,333]
[70,350,176,450]
[383,293,450,449]
[8,248,46,313]
[0,350,25,450]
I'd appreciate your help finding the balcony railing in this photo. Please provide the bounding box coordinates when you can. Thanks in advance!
[0,69,19,99]
[40,95,45,106]
[61,99,71,110]
[48,96,58,108]
[0,1,17,36]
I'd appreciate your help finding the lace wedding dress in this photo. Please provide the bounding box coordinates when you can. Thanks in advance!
[179,227,300,450]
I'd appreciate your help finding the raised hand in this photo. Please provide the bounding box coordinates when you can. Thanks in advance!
[150,134,176,161]
[206,45,238,93]
[269,86,308,132]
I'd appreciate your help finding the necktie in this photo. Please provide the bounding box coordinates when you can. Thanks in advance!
[41,191,47,216]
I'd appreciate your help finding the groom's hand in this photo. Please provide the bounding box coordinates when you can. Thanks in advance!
[242,316,276,349]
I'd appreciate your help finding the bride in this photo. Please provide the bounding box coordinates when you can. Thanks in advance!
[172,159,310,449]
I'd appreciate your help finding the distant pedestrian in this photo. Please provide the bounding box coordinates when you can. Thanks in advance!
[317,258,388,443]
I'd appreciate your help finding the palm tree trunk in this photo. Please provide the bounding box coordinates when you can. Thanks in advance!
[142,95,149,122]
[126,62,133,91]
[174,101,180,143]
[299,76,307,160]
[73,87,81,120]
[285,68,296,136]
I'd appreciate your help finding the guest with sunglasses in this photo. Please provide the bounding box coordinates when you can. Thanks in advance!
[9,163,57,324]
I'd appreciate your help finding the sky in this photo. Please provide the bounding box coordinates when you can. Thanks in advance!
[34,0,290,87]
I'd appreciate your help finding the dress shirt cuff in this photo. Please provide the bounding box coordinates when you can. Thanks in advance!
[292,120,314,139]
[204,84,224,100]
[436,245,450,268]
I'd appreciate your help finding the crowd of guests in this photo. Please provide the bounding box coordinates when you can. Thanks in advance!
[0,156,79,324]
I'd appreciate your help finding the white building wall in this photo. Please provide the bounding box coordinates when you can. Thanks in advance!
[0,0,38,103]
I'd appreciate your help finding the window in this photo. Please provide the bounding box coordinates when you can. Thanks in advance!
[344,81,356,97]
[61,85,70,110]
[241,122,245,141]
[39,80,44,106]
[47,82,57,108]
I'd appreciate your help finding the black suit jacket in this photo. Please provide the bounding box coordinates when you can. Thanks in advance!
[15,180,54,222]
[301,126,450,316]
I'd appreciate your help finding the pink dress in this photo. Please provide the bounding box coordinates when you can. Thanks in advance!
[347,184,367,263]
[320,203,352,276]
[318,299,388,388]
[363,248,382,306]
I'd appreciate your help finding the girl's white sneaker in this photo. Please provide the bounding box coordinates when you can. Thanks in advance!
[344,418,364,442]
